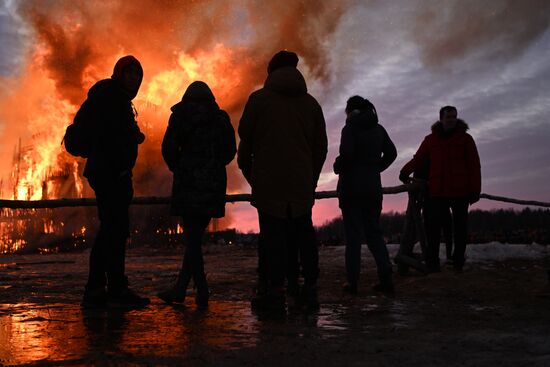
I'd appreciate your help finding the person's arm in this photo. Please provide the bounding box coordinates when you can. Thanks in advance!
[400,136,430,182]
[161,113,180,172]
[312,103,328,185]
[379,126,397,172]
[466,134,481,203]
[237,95,257,184]
[333,125,352,175]
[220,111,237,166]
[130,106,145,145]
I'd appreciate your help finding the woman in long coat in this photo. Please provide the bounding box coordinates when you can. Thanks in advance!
[334,96,397,294]
[158,81,236,308]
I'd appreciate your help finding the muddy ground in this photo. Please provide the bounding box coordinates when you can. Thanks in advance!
[1,244,549,366]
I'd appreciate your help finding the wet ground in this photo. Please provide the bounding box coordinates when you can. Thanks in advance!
[1,244,549,366]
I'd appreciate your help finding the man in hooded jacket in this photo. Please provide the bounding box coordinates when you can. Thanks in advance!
[81,55,148,308]
[400,106,481,273]
[238,51,328,311]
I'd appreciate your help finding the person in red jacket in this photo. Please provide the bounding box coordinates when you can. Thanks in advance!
[399,106,481,272]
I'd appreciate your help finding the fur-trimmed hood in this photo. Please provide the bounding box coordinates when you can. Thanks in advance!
[431,119,469,135]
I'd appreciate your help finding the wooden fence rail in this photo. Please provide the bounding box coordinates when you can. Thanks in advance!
[0,183,548,209]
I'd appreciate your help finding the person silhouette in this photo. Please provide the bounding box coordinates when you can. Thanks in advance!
[157,81,236,309]
[238,50,328,312]
[400,106,481,273]
[333,96,397,294]
[81,55,148,308]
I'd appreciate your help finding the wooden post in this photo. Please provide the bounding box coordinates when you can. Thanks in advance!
[394,180,428,275]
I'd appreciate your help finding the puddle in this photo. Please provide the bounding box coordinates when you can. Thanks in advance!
[0,300,262,365]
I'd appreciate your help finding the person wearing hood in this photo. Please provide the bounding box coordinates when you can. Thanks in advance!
[399,106,481,273]
[334,96,397,295]
[158,81,236,309]
[238,50,328,312]
[81,55,148,308]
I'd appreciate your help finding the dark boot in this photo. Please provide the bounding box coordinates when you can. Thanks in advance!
[108,287,150,308]
[194,273,209,310]
[251,286,286,314]
[107,276,150,308]
[343,273,359,295]
[303,284,320,312]
[373,273,394,295]
[342,281,358,295]
[81,286,108,309]
[157,267,192,304]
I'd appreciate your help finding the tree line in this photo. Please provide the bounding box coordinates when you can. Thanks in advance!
[315,208,550,246]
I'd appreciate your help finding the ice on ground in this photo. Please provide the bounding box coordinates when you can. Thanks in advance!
[324,243,549,264]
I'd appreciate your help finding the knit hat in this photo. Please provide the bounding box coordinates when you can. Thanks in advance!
[267,50,299,74]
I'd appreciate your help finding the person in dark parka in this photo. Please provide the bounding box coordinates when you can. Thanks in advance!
[400,106,481,272]
[238,51,328,311]
[334,96,397,294]
[82,55,148,308]
[158,81,236,309]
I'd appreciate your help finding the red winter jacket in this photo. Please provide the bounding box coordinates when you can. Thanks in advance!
[401,120,481,199]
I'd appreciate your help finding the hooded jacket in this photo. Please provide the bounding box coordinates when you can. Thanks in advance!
[83,56,144,182]
[162,82,236,218]
[237,67,328,218]
[334,109,397,201]
[400,119,481,199]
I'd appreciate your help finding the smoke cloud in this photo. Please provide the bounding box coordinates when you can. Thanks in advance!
[411,0,550,67]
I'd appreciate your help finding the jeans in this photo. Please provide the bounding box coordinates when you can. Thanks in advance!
[86,175,133,292]
[424,197,469,269]
[258,210,319,290]
[340,195,392,282]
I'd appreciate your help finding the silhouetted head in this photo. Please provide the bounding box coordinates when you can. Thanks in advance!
[345,95,378,124]
[345,95,365,115]
[182,81,215,103]
[112,55,143,99]
[439,105,458,131]
[267,50,299,74]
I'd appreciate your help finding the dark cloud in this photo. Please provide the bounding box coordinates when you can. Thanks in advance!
[411,0,550,67]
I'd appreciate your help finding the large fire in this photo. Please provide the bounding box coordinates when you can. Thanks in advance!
[0,1,347,253]
[7,44,252,202]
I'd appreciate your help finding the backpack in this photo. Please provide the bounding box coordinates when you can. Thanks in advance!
[63,99,94,158]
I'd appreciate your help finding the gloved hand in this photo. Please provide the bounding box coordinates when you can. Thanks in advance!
[399,171,410,184]
[468,192,480,204]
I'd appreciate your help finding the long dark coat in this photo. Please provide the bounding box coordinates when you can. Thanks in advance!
[162,93,236,218]
[237,67,328,218]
